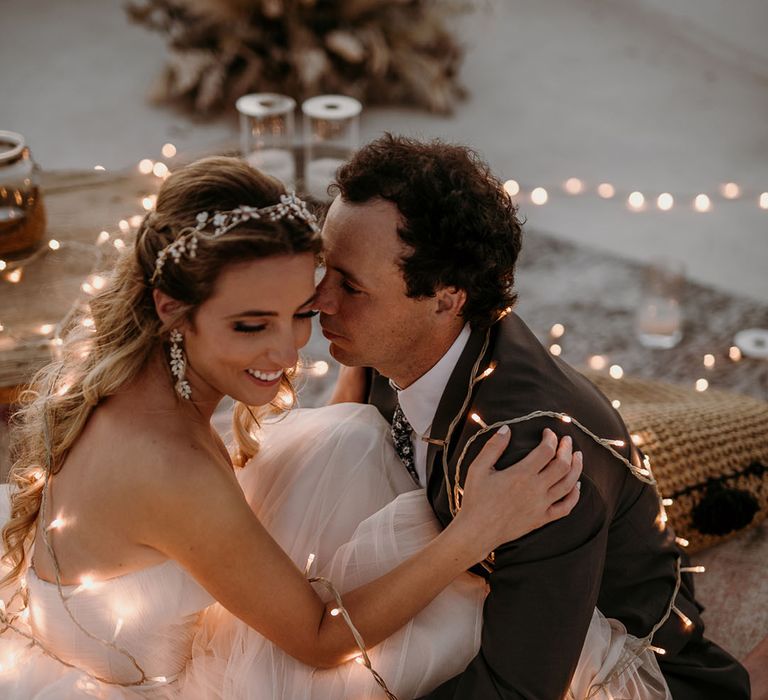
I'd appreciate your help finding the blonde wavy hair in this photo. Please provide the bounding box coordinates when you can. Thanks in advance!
[1,156,322,586]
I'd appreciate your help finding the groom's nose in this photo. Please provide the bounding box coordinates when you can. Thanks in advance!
[314,275,339,315]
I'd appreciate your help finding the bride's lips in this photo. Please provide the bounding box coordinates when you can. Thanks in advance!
[244,370,283,387]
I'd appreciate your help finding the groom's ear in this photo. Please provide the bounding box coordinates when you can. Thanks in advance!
[435,286,467,318]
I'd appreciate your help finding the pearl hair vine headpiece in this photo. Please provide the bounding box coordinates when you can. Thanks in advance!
[150,192,320,284]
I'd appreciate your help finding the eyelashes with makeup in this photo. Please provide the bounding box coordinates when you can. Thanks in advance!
[233,310,319,334]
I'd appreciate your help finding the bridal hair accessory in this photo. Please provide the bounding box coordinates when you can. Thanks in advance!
[150,192,320,284]
[169,329,192,400]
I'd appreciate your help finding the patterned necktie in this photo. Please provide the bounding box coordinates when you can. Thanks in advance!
[391,402,421,486]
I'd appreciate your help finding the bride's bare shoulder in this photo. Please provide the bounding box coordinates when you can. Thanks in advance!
[80,396,237,505]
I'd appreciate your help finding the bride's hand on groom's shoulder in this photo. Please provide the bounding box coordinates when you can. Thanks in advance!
[456,427,583,556]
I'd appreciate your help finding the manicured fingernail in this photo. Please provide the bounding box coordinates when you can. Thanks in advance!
[563,436,572,447]
[498,424,510,435]
[574,451,583,462]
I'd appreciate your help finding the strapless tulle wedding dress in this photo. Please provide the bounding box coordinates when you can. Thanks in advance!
[0,403,670,699]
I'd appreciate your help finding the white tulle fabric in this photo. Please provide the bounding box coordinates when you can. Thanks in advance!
[0,403,670,699]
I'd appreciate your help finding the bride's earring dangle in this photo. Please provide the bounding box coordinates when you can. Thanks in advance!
[169,329,192,400]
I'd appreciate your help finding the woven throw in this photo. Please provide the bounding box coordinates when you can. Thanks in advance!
[584,370,768,552]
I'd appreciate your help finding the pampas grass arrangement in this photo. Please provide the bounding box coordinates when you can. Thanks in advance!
[126,0,470,115]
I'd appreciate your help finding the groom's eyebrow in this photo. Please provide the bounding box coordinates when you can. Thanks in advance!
[227,293,317,318]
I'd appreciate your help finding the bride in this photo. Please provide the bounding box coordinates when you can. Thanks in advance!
[0,156,666,699]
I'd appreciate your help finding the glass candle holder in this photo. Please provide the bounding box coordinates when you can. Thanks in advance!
[236,93,297,187]
[635,258,685,349]
[302,95,362,201]
[0,131,46,258]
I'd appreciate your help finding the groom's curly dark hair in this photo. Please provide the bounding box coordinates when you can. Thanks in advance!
[331,133,524,329]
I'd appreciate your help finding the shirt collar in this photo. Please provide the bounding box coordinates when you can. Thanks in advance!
[392,324,471,436]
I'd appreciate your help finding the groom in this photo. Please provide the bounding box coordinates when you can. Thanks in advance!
[314,134,750,698]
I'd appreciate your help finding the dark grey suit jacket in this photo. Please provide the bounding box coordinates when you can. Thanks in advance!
[369,313,749,699]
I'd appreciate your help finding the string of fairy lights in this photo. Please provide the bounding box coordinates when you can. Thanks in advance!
[503,177,768,213]
[436,318,707,693]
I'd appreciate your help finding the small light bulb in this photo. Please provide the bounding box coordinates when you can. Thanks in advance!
[649,645,667,655]
[118,219,130,233]
[138,159,154,175]
[531,187,548,205]
[142,195,157,211]
[549,343,562,356]
[354,656,366,665]
[627,191,645,210]
[80,575,95,590]
[597,183,615,199]
[477,362,497,380]
[609,364,624,379]
[161,143,177,158]
[588,354,608,370]
[703,354,715,368]
[611,399,621,409]
[129,214,143,228]
[682,565,706,574]
[676,537,690,547]
[564,178,583,195]
[94,165,105,171]
[729,346,742,361]
[0,260,6,271]
[311,361,329,377]
[97,230,110,245]
[662,498,674,506]
[720,182,740,199]
[759,192,768,210]
[153,162,168,178]
[550,323,565,338]
[560,414,572,423]
[39,324,54,335]
[673,606,694,628]
[695,378,709,392]
[46,517,64,531]
[694,194,711,212]
[657,193,674,211]
[48,239,61,250]
[330,608,340,617]
[503,179,520,197]
[606,439,625,447]
[6,268,22,283]
[631,434,642,446]
[470,412,488,428]
[113,238,126,250]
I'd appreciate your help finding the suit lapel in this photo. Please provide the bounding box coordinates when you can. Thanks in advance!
[425,325,495,490]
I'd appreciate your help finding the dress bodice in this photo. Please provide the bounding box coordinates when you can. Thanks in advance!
[26,557,214,686]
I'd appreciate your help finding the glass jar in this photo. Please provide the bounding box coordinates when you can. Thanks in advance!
[0,131,46,258]
[236,93,297,188]
[302,95,362,201]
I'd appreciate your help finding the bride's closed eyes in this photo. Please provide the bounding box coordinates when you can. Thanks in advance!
[233,310,319,334]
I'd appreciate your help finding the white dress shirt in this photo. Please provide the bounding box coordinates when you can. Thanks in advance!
[392,324,471,487]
